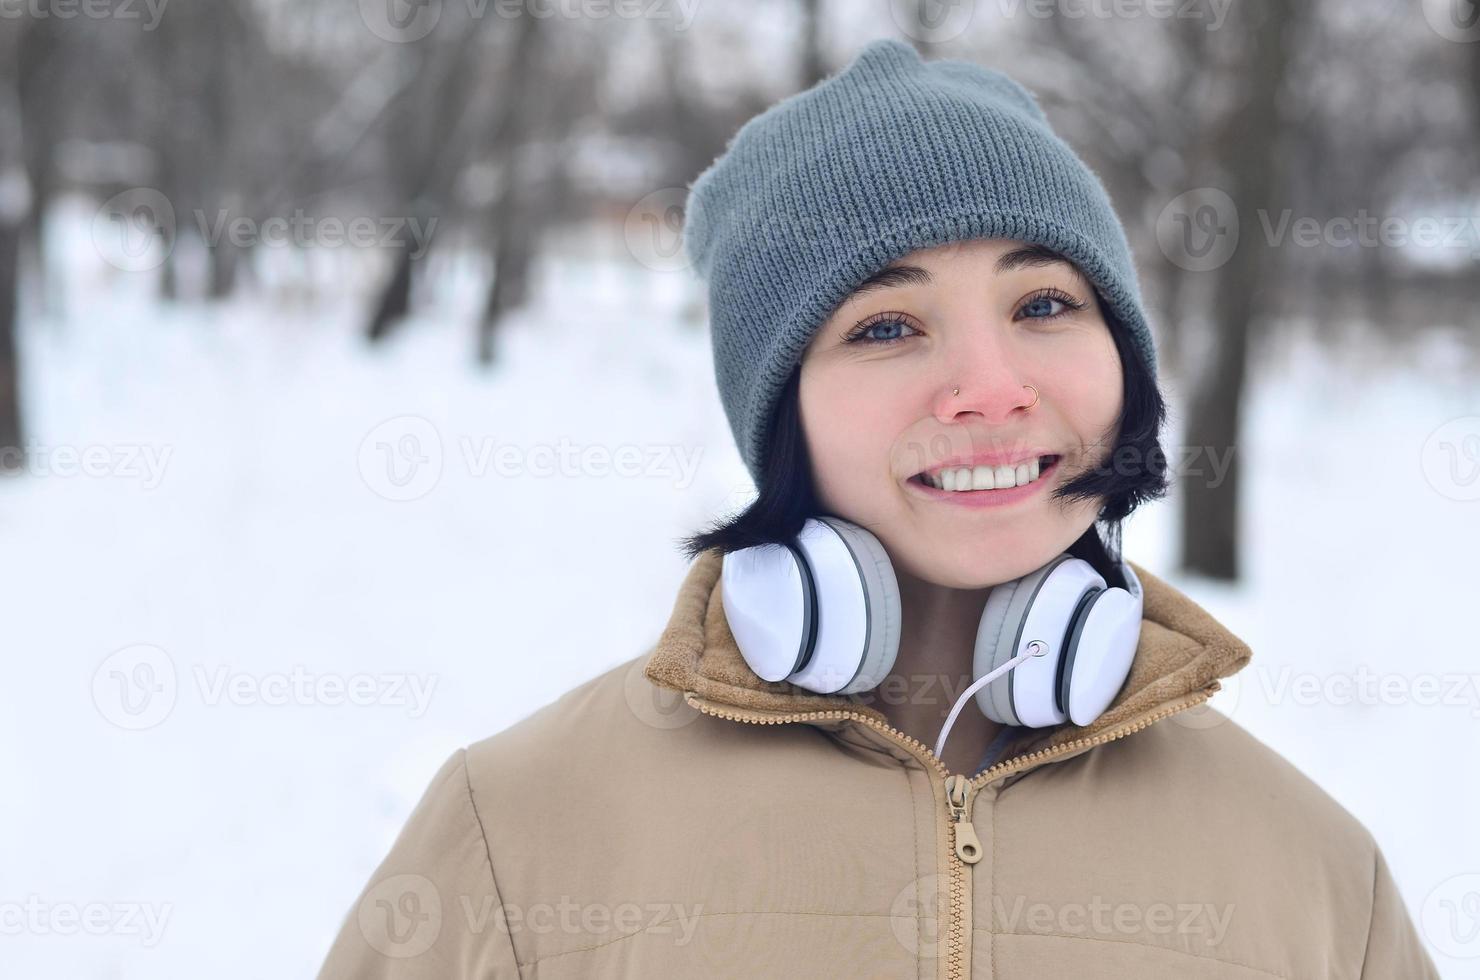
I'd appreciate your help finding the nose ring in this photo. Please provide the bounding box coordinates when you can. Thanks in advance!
[949,384,1039,409]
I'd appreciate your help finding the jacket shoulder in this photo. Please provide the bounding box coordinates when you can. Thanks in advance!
[1101,711,1382,855]
[464,651,680,780]
[315,748,522,978]
[461,649,779,818]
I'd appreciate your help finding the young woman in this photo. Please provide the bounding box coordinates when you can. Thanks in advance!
[317,38,1439,979]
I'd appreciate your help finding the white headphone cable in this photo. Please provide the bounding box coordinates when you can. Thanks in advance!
[933,640,1049,762]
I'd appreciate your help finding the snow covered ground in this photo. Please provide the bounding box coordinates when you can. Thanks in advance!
[2,196,1477,977]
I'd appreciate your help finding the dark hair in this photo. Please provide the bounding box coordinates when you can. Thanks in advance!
[676,295,1170,588]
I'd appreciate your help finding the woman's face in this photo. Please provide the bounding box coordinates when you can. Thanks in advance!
[798,237,1123,590]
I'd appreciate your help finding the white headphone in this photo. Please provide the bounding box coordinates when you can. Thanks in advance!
[719,515,1144,761]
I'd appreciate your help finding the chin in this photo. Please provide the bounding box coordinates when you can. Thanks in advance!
[894,543,1045,591]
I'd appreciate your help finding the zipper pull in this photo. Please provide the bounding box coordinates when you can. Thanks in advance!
[945,774,983,864]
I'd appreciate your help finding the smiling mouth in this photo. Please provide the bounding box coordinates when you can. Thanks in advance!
[911,455,1062,492]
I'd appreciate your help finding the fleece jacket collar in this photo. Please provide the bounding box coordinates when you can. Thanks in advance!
[644,548,1254,775]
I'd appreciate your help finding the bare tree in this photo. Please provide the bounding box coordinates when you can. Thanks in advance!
[1026,0,1303,580]
[476,12,549,364]
[798,0,827,88]
[0,20,28,472]
[1179,0,1300,580]
[365,24,490,343]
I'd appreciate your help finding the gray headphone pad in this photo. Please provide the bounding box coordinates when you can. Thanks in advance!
[816,516,901,694]
[976,558,1070,725]
[975,580,1021,725]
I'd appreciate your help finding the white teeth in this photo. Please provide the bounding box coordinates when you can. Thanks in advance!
[923,457,1047,492]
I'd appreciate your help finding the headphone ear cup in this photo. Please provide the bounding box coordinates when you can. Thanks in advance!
[802,516,901,695]
[721,540,817,683]
[1059,565,1143,725]
[975,556,1111,728]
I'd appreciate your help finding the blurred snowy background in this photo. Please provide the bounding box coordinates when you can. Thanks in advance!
[2,1,1479,977]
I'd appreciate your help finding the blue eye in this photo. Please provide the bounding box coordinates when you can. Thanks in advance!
[842,314,921,346]
[1018,288,1088,321]
[843,291,1088,346]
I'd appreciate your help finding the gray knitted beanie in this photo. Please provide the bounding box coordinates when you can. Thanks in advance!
[681,38,1157,487]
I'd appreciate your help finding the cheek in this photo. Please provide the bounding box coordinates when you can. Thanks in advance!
[1051,338,1123,428]
[799,368,903,491]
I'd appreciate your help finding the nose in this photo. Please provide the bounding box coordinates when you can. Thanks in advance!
[931,336,1039,424]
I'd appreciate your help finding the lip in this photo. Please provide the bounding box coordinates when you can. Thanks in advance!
[906,456,1061,509]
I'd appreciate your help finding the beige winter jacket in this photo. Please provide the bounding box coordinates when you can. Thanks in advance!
[316,549,1441,979]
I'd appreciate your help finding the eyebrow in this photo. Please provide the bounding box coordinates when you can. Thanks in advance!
[843,244,1079,302]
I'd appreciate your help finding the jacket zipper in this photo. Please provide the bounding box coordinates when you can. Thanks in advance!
[681,681,1220,980]
[942,771,981,978]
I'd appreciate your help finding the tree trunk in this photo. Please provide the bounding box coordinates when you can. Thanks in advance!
[0,215,21,472]
[1180,0,1296,581]
[364,26,488,345]
[208,240,239,299]
[476,17,545,364]
[367,249,414,343]
[1,24,27,469]
[798,0,826,88]
[478,197,534,365]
